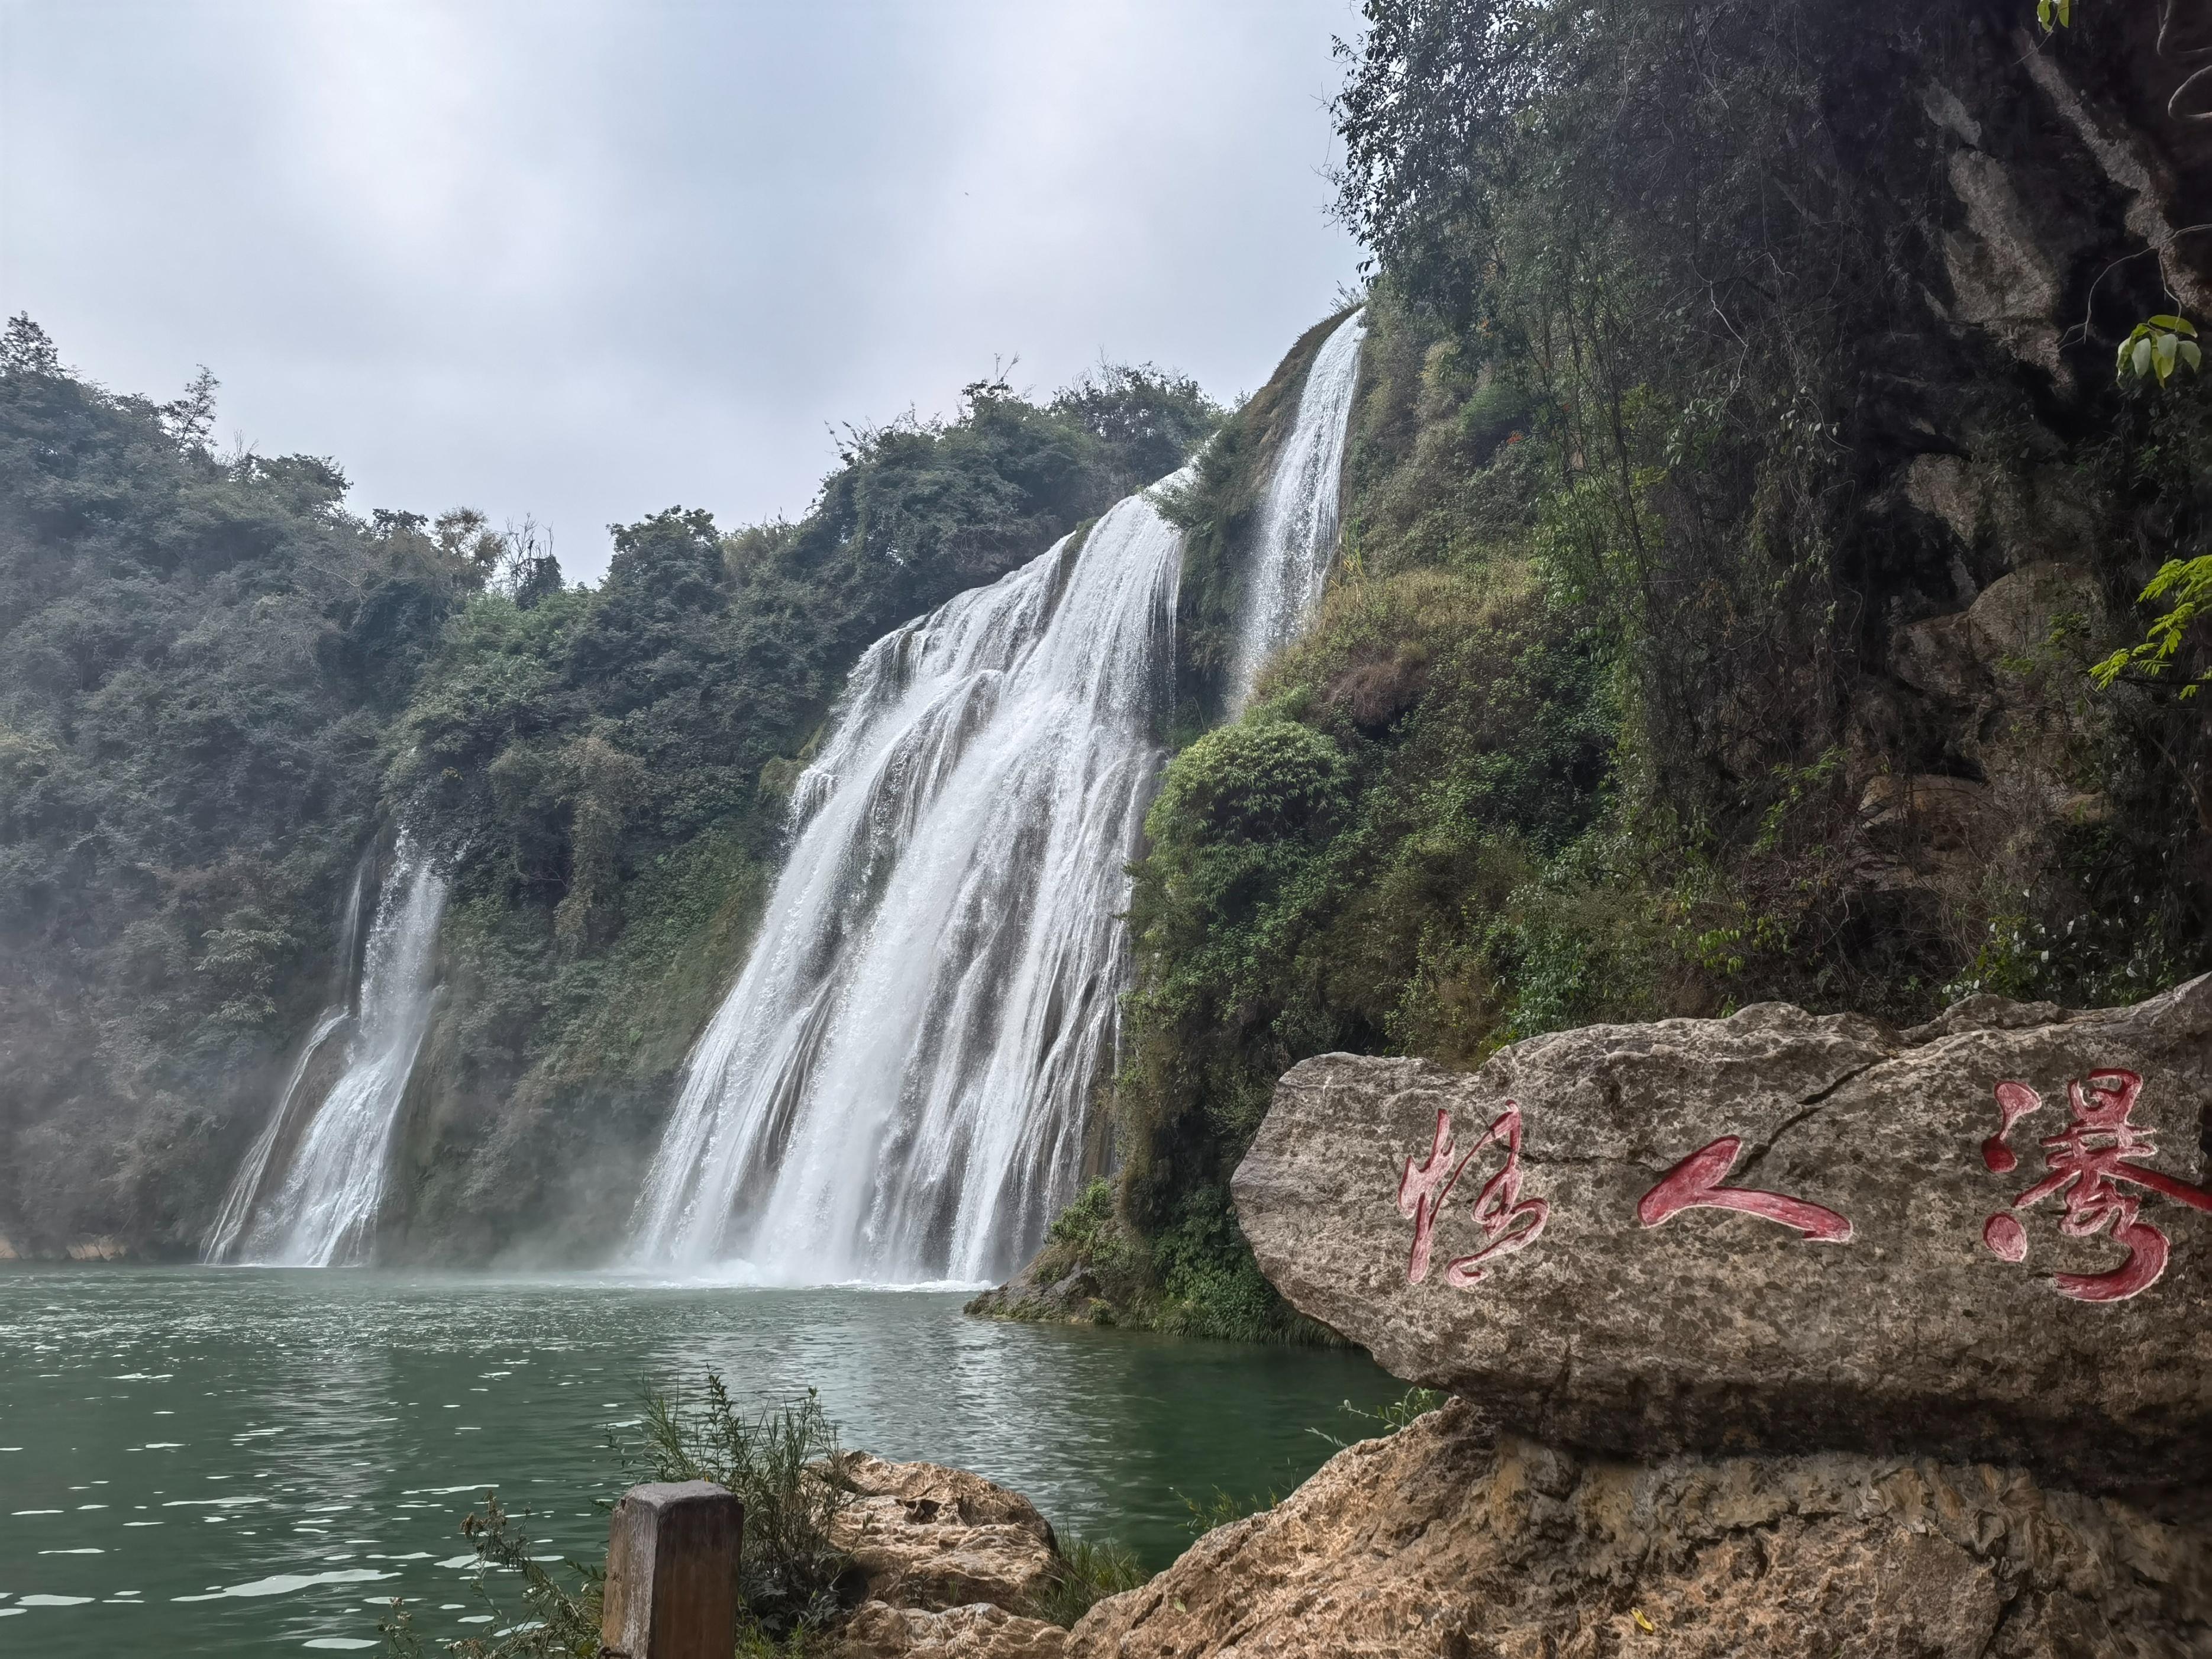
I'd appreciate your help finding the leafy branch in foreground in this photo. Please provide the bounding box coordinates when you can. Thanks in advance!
[2094,555,2212,701]
[2118,315,2203,386]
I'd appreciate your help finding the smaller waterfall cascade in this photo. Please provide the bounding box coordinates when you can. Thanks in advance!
[202,1005,348,1263]
[631,309,1367,1283]
[217,837,448,1266]
[1225,310,1368,710]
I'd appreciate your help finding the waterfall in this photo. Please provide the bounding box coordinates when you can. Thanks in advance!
[629,311,1365,1283]
[217,836,449,1266]
[1225,310,1367,710]
[202,1005,349,1263]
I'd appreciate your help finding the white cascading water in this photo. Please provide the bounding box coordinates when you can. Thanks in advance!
[630,310,1366,1283]
[221,837,449,1266]
[205,854,371,1263]
[1225,310,1368,710]
[202,1005,349,1263]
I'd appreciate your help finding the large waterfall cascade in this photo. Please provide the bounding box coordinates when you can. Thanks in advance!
[209,837,450,1266]
[631,310,1367,1283]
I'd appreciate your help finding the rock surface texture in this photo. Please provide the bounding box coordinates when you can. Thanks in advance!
[1233,977,2212,1490]
[1065,1398,2212,1659]
[835,1600,1067,1659]
[826,1454,1067,1659]
[963,1257,1115,1327]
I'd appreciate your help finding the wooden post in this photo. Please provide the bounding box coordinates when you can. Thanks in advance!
[599,1480,743,1659]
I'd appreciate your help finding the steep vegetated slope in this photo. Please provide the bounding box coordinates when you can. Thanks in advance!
[0,318,474,1256]
[0,328,1215,1259]
[1020,0,2212,1339]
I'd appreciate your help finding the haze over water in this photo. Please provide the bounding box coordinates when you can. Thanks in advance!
[0,1267,1398,1658]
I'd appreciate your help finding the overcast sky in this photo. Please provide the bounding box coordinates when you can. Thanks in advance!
[2,1,1366,583]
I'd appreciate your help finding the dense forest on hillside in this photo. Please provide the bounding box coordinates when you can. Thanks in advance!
[0,319,1214,1257]
[1002,0,2212,1338]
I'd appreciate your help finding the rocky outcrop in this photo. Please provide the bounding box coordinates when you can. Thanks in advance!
[963,1257,1118,1327]
[1232,976,2212,1492]
[1858,559,2117,892]
[826,1455,1068,1659]
[834,1601,1065,1659]
[1065,1397,2212,1659]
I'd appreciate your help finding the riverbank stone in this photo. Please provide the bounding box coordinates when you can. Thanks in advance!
[1231,974,2212,1490]
[1065,1399,2212,1658]
[828,1453,1060,1613]
[832,1600,1066,1659]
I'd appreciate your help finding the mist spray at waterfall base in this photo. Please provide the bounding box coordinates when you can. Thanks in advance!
[630,311,1366,1286]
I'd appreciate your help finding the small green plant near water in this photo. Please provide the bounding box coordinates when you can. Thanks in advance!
[1173,1485,1281,1538]
[1029,1534,1149,1628]
[628,1375,858,1640]
[1307,1386,1445,1452]
[381,1376,857,1657]
[377,1490,602,1659]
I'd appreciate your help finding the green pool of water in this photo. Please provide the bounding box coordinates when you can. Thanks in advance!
[0,1266,1400,1655]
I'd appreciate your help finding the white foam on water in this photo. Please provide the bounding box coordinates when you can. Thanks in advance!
[173,1568,395,1602]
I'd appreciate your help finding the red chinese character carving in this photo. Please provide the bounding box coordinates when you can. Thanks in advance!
[1397,1103,1548,1289]
[1981,1068,2212,1302]
[1637,1138,1853,1242]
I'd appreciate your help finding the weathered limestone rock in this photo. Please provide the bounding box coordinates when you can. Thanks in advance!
[832,1600,1066,1659]
[1232,975,2212,1489]
[1066,1398,2212,1659]
[823,1455,1070,1658]
[828,1454,1060,1615]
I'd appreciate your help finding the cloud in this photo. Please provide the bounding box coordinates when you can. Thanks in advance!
[0,0,1363,582]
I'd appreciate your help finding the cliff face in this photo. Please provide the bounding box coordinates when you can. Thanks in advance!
[1083,0,2212,1341]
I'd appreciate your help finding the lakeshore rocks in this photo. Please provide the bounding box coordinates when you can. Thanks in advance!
[834,1600,1065,1659]
[826,1454,1068,1658]
[964,1258,1115,1326]
[1064,1397,2212,1659]
[1231,975,2212,1490]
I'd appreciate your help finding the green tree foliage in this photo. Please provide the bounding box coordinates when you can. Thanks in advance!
[0,317,474,1249]
[2094,555,2212,703]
